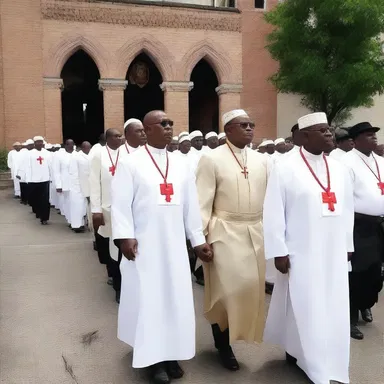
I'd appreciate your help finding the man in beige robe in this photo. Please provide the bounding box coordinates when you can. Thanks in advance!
[195,109,268,371]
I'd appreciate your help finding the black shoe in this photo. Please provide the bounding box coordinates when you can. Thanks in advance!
[73,227,85,233]
[285,352,297,365]
[265,282,274,295]
[350,324,364,340]
[218,346,240,371]
[41,221,48,225]
[149,363,170,384]
[361,309,373,323]
[107,277,113,286]
[14,195,20,199]
[166,361,184,379]
[93,241,98,251]
[115,290,120,304]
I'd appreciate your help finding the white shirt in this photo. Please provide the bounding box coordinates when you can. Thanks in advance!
[342,148,384,216]
[54,150,73,191]
[329,148,347,161]
[26,149,52,183]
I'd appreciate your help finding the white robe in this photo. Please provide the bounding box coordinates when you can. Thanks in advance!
[49,152,59,208]
[26,149,52,183]
[15,149,30,183]
[111,145,205,368]
[263,148,354,384]
[68,152,88,229]
[329,148,347,161]
[8,149,21,196]
[54,150,73,221]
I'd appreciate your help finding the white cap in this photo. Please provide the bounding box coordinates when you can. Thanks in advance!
[26,139,34,145]
[45,144,53,150]
[274,138,285,145]
[298,112,328,130]
[13,142,21,146]
[190,130,203,140]
[222,109,249,126]
[179,135,191,144]
[124,118,142,129]
[54,144,61,148]
[21,142,26,146]
[172,136,178,142]
[218,132,226,140]
[179,131,189,138]
[33,136,44,142]
[205,132,218,140]
[263,140,274,146]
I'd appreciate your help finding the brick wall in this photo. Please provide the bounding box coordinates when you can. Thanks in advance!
[0,11,5,147]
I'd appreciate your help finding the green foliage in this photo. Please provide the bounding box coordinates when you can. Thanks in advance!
[0,148,8,172]
[265,0,384,124]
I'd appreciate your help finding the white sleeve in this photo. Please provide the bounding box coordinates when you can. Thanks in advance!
[343,168,355,253]
[111,158,135,240]
[89,150,102,213]
[263,163,289,259]
[7,152,13,169]
[53,153,62,189]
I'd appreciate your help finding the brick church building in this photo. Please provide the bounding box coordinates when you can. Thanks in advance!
[0,0,279,147]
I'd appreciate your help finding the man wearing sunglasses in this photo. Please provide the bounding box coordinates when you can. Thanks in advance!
[111,110,212,384]
[195,109,268,371]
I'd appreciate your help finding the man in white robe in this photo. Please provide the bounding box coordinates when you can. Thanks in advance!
[111,110,211,383]
[342,122,384,340]
[68,142,91,232]
[218,132,226,146]
[204,132,219,152]
[16,139,35,205]
[121,118,147,158]
[7,142,22,198]
[90,128,122,303]
[167,136,179,152]
[189,130,204,173]
[263,112,354,384]
[196,109,268,371]
[54,140,74,223]
[88,133,106,160]
[329,128,354,161]
[26,136,52,225]
[176,135,191,157]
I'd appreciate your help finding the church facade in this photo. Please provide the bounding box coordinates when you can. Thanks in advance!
[0,0,279,147]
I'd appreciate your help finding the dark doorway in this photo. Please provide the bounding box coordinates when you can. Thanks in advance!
[124,53,164,121]
[61,50,104,145]
[189,59,219,135]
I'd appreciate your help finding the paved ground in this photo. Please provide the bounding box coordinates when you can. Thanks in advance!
[0,190,383,384]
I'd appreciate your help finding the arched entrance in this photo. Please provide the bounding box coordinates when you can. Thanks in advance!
[189,59,219,135]
[61,49,104,145]
[124,53,164,121]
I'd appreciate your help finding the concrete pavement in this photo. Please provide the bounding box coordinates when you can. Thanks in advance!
[0,190,383,384]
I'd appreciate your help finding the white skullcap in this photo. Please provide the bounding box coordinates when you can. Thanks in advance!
[54,144,61,148]
[205,132,218,140]
[172,136,178,141]
[43,140,47,145]
[190,130,203,140]
[263,140,275,146]
[22,142,27,146]
[33,136,44,142]
[124,118,142,129]
[222,109,249,126]
[179,131,189,138]
[218,132,226,140]
[179,135,191,144]
[274,138,285,145]
[13,142,21,146]
[25,139,34,145]
[298,112,328,130]
[45,144,53,150]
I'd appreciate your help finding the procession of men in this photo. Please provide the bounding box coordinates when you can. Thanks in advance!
[6,110,384,384]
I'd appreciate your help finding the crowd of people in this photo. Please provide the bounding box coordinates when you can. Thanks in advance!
[6,109,384,384]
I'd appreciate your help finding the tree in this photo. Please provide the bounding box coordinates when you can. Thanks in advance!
[265,0,384,125]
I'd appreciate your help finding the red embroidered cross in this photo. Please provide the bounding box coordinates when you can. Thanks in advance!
[160,183,174,203]
[109,165,116,176]
[322,192,337,212]
[378,182,384,195]
[37,156,44,165]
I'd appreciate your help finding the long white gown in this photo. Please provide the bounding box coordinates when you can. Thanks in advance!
[7,149,21,196]
[263,148,354,384]
[111,145,205,368]
[54,150,72,221]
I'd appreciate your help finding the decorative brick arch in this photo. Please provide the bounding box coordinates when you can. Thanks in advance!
[116,36,175,81]
[45,34,109,78]
[180,41,232,83]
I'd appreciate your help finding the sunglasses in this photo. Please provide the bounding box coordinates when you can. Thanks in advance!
[148,119,174,128]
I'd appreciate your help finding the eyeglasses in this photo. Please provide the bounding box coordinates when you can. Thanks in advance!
[308,127,331,134]
[148,119,174,128]
[229,122,255,129]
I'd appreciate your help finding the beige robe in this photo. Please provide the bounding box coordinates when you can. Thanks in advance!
[196,142,267,343]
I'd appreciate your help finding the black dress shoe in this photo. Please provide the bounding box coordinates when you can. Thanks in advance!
[73,227,85,233]
[166,361,184,379]
[218,346,240,371]
[285,352,297,365]
[361,309,373,323]
[41,221,48,225]
[350,324,364,340]
[149,363,170,384]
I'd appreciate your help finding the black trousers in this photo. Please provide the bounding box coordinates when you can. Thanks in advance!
[28,181,50,222]
[20,182,29,204]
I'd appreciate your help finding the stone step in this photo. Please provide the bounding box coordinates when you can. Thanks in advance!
[0,179,13,190]
[0,172,12,181]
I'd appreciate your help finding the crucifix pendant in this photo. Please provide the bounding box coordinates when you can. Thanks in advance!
[322,191,337,212]
[241,167,249,179]
[160,183,174,203]
[109,165,116,176]
[378,182,384,195]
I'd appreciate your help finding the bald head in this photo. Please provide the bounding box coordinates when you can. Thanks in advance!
[143,110,173,149]
[65,139,74,153]
[106,128,122,150]
[81,141,92,155]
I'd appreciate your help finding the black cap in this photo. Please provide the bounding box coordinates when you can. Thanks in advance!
[334,128,350,141]
[291,123,299,133]
[349,122,380,139]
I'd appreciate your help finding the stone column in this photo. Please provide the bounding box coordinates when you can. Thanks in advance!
[160,81,193,135]
[98,79,128,130]
[43,77,63,144]
[215,84,243,132]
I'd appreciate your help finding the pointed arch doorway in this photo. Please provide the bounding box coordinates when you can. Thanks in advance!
[189,59,219,135]
[61,49,104,145]
[124,53,164,122]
